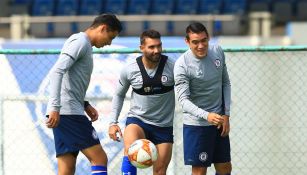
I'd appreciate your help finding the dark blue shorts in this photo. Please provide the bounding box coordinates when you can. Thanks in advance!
[49,115,100,157]
[183,125,231,167]
[126,117,174,145]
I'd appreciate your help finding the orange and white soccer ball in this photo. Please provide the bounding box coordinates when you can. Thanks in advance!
[128,139,158,169]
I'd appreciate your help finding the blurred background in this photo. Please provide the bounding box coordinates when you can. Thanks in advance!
[0,0,307,175]
[0,0,306,45]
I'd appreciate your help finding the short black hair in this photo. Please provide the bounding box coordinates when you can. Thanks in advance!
[185,22,209,40]
[140,29,161,45]
[90,13,122,32]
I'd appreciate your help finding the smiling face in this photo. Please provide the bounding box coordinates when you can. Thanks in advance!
[140,37,162,63]
[185,31,209,59]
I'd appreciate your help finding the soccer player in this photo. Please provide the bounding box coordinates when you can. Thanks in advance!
[174,22,232,175]
[108,29,175,175]
[46,14,122,175]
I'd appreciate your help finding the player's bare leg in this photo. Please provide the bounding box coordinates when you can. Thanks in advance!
[153,143,172,175]
[82,144,108,166]
[214,162,232,175]
[123,124,146,155]
[57,153,77,175]
[192,166,207,175]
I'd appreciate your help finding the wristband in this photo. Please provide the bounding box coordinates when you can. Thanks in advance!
[84,101,90,109]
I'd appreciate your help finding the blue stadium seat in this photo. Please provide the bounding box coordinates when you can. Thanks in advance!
[222,0,247,15]
[79,0,104,15]
[104,0,127,15]
[149,0,175,35]
[55,0,78,16]
[54,0,79,37]
[174,0,199,14]
[127,0,151,14]
[30,0,54,37]
[151,0,174,14]
[249,0,272,12]
[198,0,222,14]
[31,0,54,16]
[124,0,150,36]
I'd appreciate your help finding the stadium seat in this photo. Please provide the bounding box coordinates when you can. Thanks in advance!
[174,0,199,14]
[296,0,307,20]
[54,0,79,37]
[78,0,105,31]
[272,0,294,24]
[125,0,151,36]
[149,0,175,35]
[222,0,247,15]
[29,0,55,38]
[151,0,174,14]
[79,0,104,15]
[172,0,199,36]
[104,0,127,15]
[31,0,54,16]
[127,0,150,14]
[198,0,222,14]
[249,0,272,12]
[55,0,78,16]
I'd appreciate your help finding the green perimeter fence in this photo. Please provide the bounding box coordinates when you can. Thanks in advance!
[0,46,307,175]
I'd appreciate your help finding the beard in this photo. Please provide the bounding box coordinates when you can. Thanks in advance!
[144,52,161,63]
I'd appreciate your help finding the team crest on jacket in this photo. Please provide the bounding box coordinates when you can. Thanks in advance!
[215,59,221,68]
[161,75,168,83]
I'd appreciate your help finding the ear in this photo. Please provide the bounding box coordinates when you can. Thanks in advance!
[185,38,189,45]
[100,24,107,33]
[139,44,144,51]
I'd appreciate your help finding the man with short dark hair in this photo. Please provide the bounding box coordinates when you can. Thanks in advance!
[108,29,175,175]
[174,22,232,175]
[46,14,122,175]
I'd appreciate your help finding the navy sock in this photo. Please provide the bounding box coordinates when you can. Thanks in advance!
[215,173,231,175]
[91,165,107,175]
[121,156,137,175]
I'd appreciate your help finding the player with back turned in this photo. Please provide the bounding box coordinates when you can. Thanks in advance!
[108,29,175,175]
[46,14,122,175]
[174,22,232,175]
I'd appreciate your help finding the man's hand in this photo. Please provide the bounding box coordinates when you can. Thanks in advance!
[46,111,60,128]
[207,112,224,127]
[85,105,99,122]
[108,124,122,142]
[220,115,230,137]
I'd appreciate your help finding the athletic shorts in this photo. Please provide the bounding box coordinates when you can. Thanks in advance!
[48,115,100,157]
[126,117,174,145]
[183,125,231,167]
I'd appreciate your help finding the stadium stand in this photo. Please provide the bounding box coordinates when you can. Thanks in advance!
[3,0,305,38]
[78,0,105,31]
[149,0,175,35]
[29,0,54,37]
[173,0,199,35]
[53,0,78,37]
[125,0,151,36]
[104,0,127,15]
[198,0,222,14]
[272,0,294,24]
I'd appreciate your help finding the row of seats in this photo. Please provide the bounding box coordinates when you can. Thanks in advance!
[11,0,307,18]
[11,0,307,37]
